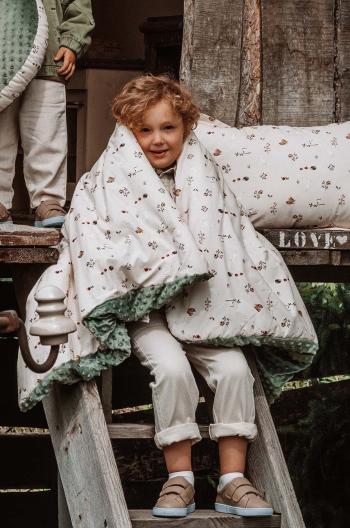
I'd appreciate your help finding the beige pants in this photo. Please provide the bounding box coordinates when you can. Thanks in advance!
[0,79,67,209]
[129,312,257,449]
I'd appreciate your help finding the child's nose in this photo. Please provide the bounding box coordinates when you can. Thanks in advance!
[153,131,164,144]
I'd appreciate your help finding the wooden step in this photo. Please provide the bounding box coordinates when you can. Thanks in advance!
[129,509,280,527]
[108,423,209,439]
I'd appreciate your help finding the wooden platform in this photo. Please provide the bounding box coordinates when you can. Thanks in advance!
[129,510,281,527]
[1,224,350,279]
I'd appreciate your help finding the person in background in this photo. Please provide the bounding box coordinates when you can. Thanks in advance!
[0,0,95,227]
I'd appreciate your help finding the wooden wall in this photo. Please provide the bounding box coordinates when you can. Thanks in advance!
[181,0,350,126]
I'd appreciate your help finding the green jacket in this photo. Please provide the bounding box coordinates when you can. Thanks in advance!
[38,0,95,78]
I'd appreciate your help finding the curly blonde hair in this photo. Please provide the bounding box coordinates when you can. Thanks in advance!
[111,75,200,137]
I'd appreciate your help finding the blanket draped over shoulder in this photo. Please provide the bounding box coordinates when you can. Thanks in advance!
[18,125,318,411]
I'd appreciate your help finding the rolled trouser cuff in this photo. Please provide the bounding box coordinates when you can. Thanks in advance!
[155,422,202,449]
[209,422,258,442]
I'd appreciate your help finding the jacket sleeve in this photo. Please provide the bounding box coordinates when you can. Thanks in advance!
[58,0,95,58]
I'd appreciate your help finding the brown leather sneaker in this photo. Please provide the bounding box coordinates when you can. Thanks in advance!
[34,200,65,228]
[152,476,195,518]
[0,203,12,224]
[215,476,273,517]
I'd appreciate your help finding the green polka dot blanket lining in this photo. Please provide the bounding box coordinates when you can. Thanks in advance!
[0,0,48,112]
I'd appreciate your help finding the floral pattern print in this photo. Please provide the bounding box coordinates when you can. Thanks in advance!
[195,114,350,228]
[18,124,318,410]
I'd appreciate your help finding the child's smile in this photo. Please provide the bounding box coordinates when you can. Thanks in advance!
[133,100,185,170]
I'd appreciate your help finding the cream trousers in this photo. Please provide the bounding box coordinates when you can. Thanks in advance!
[0,79,67,209]
[128,312,257,449]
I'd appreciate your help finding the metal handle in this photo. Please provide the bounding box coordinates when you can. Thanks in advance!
[0,310,60,373]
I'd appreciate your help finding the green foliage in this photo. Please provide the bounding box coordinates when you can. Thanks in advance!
[297,283,350,378]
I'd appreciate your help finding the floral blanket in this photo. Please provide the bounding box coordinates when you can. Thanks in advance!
[18,125,318,410]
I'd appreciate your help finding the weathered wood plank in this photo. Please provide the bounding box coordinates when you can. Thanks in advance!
[247,354,305,528]
[260,229,350,250]
[43,380,132,528]
[281,249,350,267]
[129,510,281,527]
[236,0,262,126]
[0,247,58,263]
[108,423,209,439]
[100,367,113,424]
[180,0,243,125]
[338,0,350,120]
[0,225,59,247]
[261,0,335,125]
[58,474,73,528]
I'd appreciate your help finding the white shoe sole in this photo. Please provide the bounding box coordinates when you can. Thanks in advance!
[152,502,195,517]
[34,215,65,228]
[215,502,273,517]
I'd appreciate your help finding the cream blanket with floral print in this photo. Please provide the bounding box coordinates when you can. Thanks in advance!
[18,125,318,410]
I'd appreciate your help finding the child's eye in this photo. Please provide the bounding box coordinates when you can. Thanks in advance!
[164,125,175,130]
[140,127,150,133]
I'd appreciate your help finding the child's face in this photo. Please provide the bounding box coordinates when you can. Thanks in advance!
[133,99,185,170]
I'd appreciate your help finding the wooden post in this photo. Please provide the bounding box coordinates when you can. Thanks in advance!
[235,0,262,126]
[43,380,132,528]
[247,355,306,528]
[180,0,243,125]
[101,367,113,424]
[58,474,73,528]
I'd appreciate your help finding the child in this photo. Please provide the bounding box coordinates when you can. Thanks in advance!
[110,75,271,518]
[19,74,317,518]
[0,0,94,227]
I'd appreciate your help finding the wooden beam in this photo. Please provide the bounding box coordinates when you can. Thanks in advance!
[236,0,262,126]
[260,229,350,251]
[180,0,243,125]
[281,250,350,267]
[101,367,113,424]
[247,355,305,528]
[43,380,132,528]
[261,0,335,125]
[58,474,73,528]
[338,0,350,121]
[0,247,58,264]
[0,225,59,246]
[129,510,281,527]
[108,423,209,439]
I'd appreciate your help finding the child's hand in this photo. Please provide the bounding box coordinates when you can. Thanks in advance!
[54,47,77,80]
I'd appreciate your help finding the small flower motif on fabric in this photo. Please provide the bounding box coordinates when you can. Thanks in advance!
[204,298,212,311]
[198,232,206,244]
[281,318,291,328]
[214,249,224,259]
[119,187,130,197]
[339,194,346,206]
[148,241,158,250]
